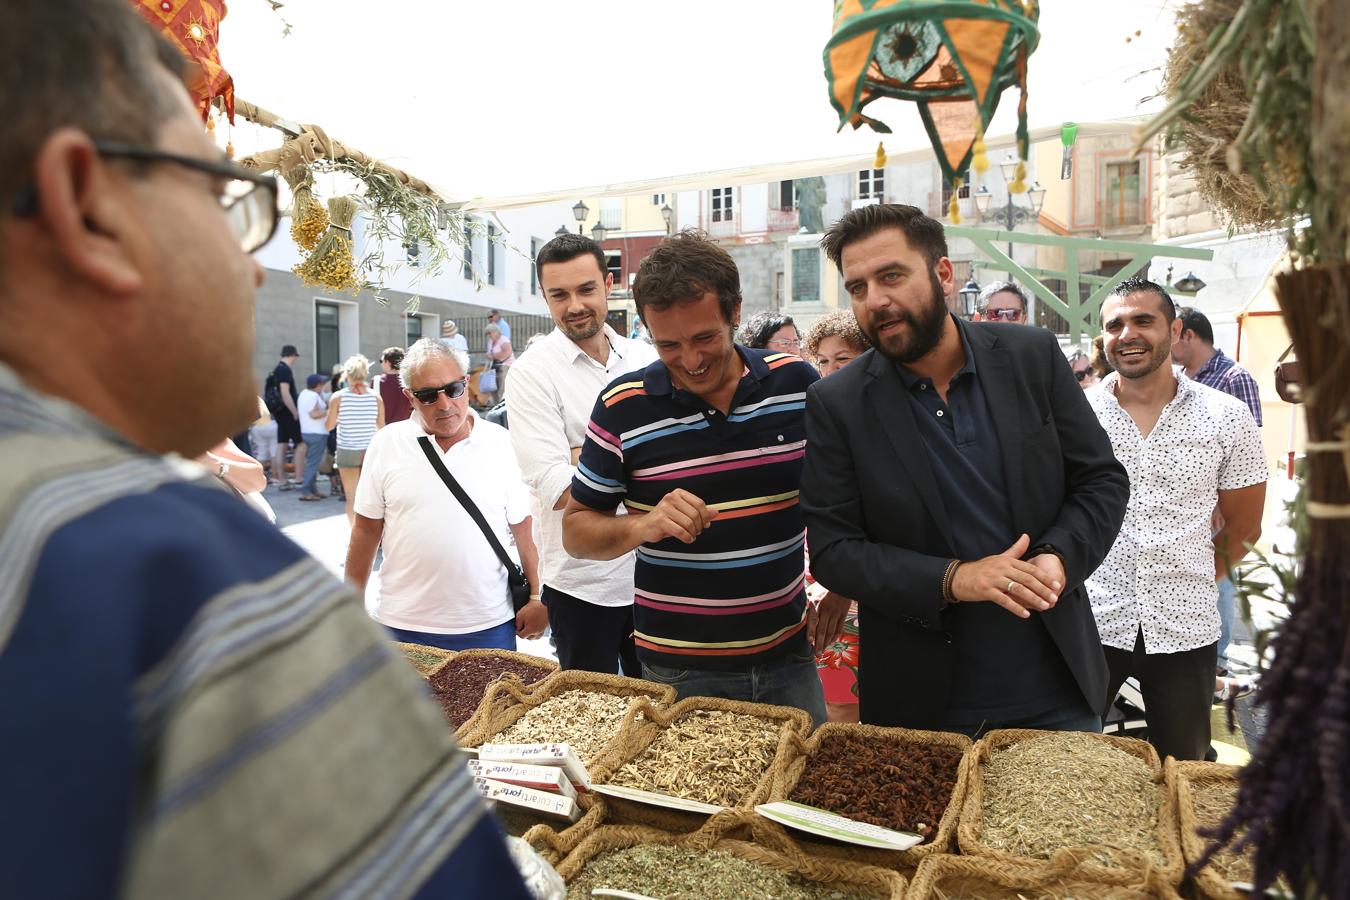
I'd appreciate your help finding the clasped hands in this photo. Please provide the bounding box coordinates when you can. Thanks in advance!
[951,533,1064,619]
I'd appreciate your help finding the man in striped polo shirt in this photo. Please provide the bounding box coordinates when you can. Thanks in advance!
[0,4,526,895]
[563,231,827,725]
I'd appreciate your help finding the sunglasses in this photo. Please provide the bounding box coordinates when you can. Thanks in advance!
[985,308,1025,322]
[409,379,468,404]
[1074,370,1091,382]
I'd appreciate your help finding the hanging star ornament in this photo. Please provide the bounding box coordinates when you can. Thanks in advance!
[824,0,1040,198]
[130,0,234,123]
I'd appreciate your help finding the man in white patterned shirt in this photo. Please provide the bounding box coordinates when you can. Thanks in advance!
[1086,278,1268,761]
[507,234,658,674]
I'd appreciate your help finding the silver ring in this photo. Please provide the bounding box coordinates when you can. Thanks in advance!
[1006,580,1016,594]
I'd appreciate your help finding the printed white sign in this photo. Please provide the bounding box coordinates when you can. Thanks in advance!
[754,801,924,851]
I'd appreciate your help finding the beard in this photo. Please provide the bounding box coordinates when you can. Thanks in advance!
[560,310,603,342]
[1112,337,1173,379]
[863,270,949,365]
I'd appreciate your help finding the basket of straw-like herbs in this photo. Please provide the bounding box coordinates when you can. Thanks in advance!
[762,722,972,870]
[556,813,907,899]
[958,730,1183,886]
[462,669,677,767]
[394,642,455,679]
[587,695,812,832]
[425,648,556,741]
[903,852,1184,900]
[1167,758,1264,900]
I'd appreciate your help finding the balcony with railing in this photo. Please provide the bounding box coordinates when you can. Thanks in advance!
[598,208,623,231]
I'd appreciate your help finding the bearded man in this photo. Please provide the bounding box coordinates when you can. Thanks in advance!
[799,204,1130,734]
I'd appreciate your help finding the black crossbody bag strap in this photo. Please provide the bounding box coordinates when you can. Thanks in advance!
[417,436,529,606]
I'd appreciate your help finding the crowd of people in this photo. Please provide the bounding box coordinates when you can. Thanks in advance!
[1,1,1272,894]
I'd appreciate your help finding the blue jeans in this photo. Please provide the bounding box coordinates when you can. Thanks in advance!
[300,432,328,494]
[386,620,516,652]
[642,643,827,729]
[1217,576,1236,669]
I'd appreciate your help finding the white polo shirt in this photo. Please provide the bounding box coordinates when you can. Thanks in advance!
[354,411,531,634]
[506,325,658,607]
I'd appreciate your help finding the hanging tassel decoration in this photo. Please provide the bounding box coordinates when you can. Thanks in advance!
[293,195,360,293]
[1009,160,1028,194]
[874,141,887,170]
[972,127,989,175]
[948,177,963,223]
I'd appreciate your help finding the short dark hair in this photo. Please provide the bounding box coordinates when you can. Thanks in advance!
[0,0,188,204]
[535,233,607,282]
[381,346,405,369]
[1177,306,1215,344]
[280,344,298,358]
[820,203,949,270]
[632,229,741,324]
[1104,277,1176,322]
[737,311,795,349]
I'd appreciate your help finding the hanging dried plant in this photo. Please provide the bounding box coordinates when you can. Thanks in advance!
[292,195,359,293]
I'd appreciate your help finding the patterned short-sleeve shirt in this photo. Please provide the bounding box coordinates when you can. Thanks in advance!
[1086,370,1269,653]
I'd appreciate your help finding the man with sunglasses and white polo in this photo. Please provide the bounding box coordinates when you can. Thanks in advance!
[978,280,1032,325]
[346,337,549,651]
[0,2,531,895]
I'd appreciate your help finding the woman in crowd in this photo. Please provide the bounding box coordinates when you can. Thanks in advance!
[324,354,385,526]
[802,309,871,723]
[376,346,412,424]
[484,323,515,406]
[737,311,803,357]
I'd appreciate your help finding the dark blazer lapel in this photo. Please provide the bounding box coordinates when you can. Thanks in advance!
[966,325,1032,534]
[863,351,956,552]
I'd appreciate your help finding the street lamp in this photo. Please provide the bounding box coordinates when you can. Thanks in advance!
[660,203,674,235]
[591,221,607,244]
[572,200,589,235]
[959,278,982,316]
[1174,271,1207,294]
[554,225,569,237]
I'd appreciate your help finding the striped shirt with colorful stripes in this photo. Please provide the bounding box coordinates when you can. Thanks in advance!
[570,346,819,671]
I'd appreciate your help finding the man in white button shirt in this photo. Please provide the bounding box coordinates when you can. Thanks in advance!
[345,338,548,650]
[506,235,658,673]
[1086,278,1268,761]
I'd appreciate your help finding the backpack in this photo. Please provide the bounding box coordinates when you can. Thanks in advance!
[263,370,283,415]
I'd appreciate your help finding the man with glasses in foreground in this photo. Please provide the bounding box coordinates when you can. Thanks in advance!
[346,338,548,651]
[0,3,529,896]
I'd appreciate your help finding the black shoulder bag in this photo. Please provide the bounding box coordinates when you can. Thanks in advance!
[417,435,531,612]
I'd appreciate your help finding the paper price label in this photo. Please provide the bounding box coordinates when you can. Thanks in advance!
[591,783,723,815]
[754,801,924,851]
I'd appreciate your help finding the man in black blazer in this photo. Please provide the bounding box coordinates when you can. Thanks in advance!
[801,204,1129,734]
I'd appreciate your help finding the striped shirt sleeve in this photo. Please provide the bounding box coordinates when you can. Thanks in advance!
[570,382,633,511]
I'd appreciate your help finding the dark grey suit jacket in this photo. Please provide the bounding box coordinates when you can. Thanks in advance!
[801,320,1128,729]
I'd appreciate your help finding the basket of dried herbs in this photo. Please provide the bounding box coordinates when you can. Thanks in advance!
[588,696,812,830]
[394,642,455,679]
[1167,758,1265,900]
[463,670,677,766]
[556,815,907,899]
[904,853,1184,900]
[425,648,556,740]
[765,722,972,869]
[958,730,1183,886]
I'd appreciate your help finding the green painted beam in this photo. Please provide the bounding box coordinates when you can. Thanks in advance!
[946,226,1216,258]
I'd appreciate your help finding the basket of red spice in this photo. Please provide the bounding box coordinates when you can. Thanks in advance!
[425,648,556,741]
[759,722,971,869]
[394,642,455,679]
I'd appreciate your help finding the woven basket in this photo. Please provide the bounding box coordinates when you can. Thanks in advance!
[957,729,1184,887]
[492,791,607,867]
[904,853,1184,900]
[394,642,455,679]
[556,812,907,899]
[426,648,557,743]
[763,721,972,870]
[1167,758,1254,900]
[587,695,813,832]
[461,669,677,765]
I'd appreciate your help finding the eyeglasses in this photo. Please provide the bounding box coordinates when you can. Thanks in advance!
[768,338,802,350]
[984,308,1025,322]
[410,379,468,404]
[1074,369,1091,382]
[10,140,279,254]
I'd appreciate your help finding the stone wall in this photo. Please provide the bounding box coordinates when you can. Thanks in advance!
[1154,145,1221,240]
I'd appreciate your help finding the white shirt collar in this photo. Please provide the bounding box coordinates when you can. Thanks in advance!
[555,322,628,366]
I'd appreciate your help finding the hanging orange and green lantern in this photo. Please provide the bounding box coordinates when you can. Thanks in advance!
[825,0,1040,222]
[131,0,234,123]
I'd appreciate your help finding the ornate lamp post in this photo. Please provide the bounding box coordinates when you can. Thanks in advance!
[571,200,589,235]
